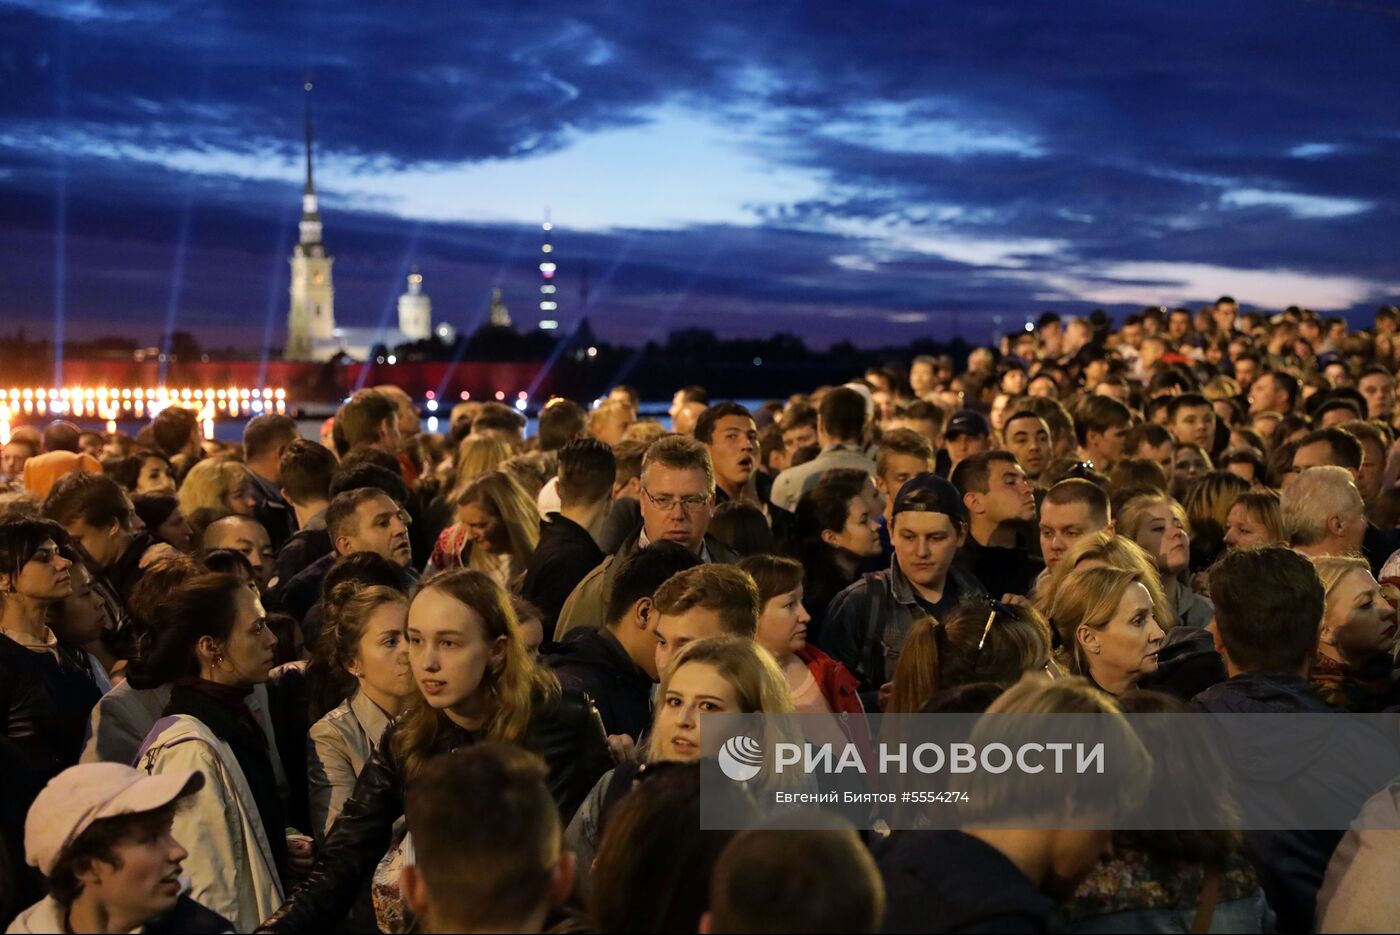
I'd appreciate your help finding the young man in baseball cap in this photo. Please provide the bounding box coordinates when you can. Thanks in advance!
[9,763,229,934]
[815,473,986,710]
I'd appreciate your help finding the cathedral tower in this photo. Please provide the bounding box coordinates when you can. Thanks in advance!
[285,81,336,361]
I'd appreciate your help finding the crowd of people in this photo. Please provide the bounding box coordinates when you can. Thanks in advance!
[3,297,1400,932]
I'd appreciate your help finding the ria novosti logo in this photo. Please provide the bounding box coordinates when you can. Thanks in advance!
[718,735,764,782]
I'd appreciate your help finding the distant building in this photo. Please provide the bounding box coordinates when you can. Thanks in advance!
[398,269,432,341]
[285,83,337,362]
[489,287,512,328]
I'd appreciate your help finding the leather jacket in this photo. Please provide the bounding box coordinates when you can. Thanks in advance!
[257,688,610,932]
[0,633,102,780]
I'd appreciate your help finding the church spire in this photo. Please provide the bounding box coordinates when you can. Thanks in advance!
[298,80,323,249]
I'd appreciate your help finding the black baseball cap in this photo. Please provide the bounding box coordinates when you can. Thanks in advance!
[944,410,991,439]
[892,472,967,523]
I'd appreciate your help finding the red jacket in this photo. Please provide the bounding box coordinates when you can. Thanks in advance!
[798,644,864,716]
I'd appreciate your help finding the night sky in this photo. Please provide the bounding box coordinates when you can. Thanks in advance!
[3,0,1400,350]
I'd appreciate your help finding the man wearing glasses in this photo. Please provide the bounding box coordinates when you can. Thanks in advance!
[555,435,740,639]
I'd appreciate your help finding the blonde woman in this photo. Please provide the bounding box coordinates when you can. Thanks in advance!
[176,458,257,520]
[1223,489,1286,550]
[1118,493,1214,628]
[1309,555,1399,711]
[445,436,513,505]
[427,471,541,588]
[1047,565,1166,695]
[1182,471,1251,570]
[259,569,611,931]
[566,635,796,896]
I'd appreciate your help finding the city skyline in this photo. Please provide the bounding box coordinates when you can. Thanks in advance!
[3,1,1400,351]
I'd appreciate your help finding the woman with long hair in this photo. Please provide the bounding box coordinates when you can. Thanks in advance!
[306,583,415,839]
[788,475,883,644]
[426,471,540,589]
[110,450,177,496]
[131,493,194,553]
[176,458,258,520]
[1182,471,1251,571]
[738,554,863,714]
[565,635,794,898]
[1047,565,1167,695]
[129,572,289,931]
[0,519,102,780]
[259,569,611,932]
[885,601,1055,714]
[1118,493,1213,628]
[1309,555,1399,711]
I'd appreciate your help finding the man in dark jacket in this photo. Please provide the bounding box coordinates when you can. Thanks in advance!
[242,414,299,553]
[522,439,615,640]
[1195,547,1400,934]
[950,450,1042,599]
[547,542,701,742]
[819,473,985,709]
[270,439,336,588]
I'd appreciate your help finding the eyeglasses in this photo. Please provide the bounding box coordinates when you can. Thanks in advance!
[640,484,710,514]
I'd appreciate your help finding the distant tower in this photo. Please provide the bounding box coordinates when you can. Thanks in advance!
[285,81,336,361]
[489,287,512,328]
[538,210,559,331]
[397,268,431,341]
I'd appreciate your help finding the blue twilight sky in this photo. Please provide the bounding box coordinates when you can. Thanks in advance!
[2,0,1400,350]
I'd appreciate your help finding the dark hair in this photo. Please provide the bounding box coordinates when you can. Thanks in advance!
[131,493,179,534]
[42,421,82,454]
[127,555,203,643]
[126,573,249,688]
[708,813,884,935]
[1220,446,1267,482]
[590,762,751,934]
[536,399,587,452]
[1126,422,1174,454]
[328,462,410,506]
[1294,427,1363,471]
[279,439,337,505]
[1260,371,1300,411]
[557,438,616,508]
[471,403,527,437]
[1166,393,1213,424]
[1042,478,1111,527]
[818,387,867,444]
[677,385,710,406]
[611,439,648,487]
[325,488,395,544]
[920,682,1006,714]
[42,473,132,531]
[46,806,178,906]
[736,554,804,607]
[201,547,256,581]
[406,743,561,932]
[1107,458,1170,499]
[150,407,198,458]
[707,502,776,557]
[694,403,755,445]
[338,390,398,448]
[107,452,171,493]
[950,449,1019,497]
[1072,395,1132,446]
[793,475,867,540]
[606,541,704,625]
[243,413,299,462]
[307,576,411,721]
[1208,547,1324,673]
[0,518,69,588]
[782,402,818,432]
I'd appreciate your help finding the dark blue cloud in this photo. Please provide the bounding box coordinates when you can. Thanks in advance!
[2,0,1399,349]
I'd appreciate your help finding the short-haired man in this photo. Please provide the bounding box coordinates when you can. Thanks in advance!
[1196,547,1400,930]
[885,400,945,451]
[941,410,992,475]
[1166,393,1217,452]
[41,420,82,454]
[695,403,759,505]
[1,436,37,485]
[537,398,588,451]
[555,435,740,638]
[470,402,526,446]
[272,439,338,585]
[522,439,615,637]
[951,451,1042,598]
[548,542,702,742]
[1001,410,1053,486]
[12,763,227,934]
[1289,430,1400,574]
[770,387,875,513]
[372,384,421,441]
[703,812,884,935]
[242,413,300,552]
[1357,366,1396,422]
[651,563,760,676]
[402,744,574,935]
[337,389,402,455]
[1074,396,1132,473]
[150,407,202,462]
[1341,420,1389,506]
[874,429,934,524]
[779,402,820,467]
[587,399,634,447]
[1249,371,1299,417]
[1282,465,1364,555]
[819,473,985,706]
[1126,423,1175,477]
[269,488,412,627]
[1038,478,1113,574]
[203,514,275,590]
